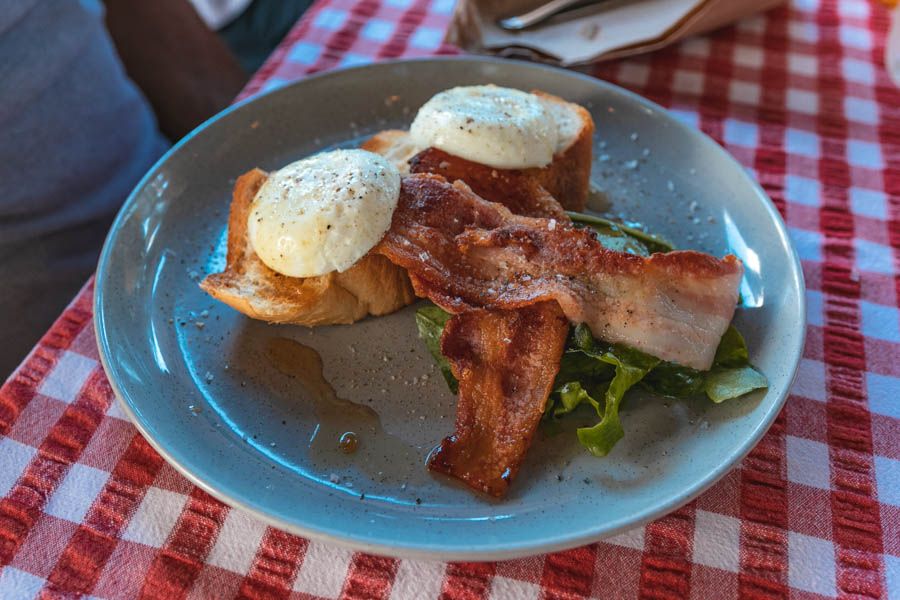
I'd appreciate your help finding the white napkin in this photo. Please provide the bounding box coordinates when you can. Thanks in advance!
[448,0,787,67]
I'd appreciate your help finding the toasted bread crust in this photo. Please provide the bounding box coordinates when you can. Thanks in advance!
[530,90,594,211]
[200,169,415,326]
[360,130,419,175]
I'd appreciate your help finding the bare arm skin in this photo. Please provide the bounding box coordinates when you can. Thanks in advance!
[104,0,249,140]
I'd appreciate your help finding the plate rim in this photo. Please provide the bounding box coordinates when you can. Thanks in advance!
[94,55,807,561]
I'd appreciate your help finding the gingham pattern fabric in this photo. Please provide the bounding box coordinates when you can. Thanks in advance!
[1,0,899,597]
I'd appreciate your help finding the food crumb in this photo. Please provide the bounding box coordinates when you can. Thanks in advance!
[329,473,341,483]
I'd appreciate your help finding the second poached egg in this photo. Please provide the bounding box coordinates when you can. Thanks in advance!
[410,85,559,170]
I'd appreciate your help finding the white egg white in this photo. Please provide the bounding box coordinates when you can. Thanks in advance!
[247,149,400,278]
[410,85,559,169]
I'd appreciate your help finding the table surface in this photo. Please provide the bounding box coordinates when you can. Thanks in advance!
[2,0,899,598]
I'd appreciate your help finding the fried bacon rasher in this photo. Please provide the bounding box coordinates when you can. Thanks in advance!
[378,173,743,496]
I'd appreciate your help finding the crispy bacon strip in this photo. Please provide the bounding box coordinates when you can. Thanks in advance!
[429,302,568,496]
[379,174,743,371]
[402,162,569,496]
[410,148,568,219]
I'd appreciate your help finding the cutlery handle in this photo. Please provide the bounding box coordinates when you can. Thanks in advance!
[498,0,596,30]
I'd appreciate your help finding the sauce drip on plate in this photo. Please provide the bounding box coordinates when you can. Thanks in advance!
[265,338,423,485]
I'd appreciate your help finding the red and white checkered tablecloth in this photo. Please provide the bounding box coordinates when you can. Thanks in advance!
[2,0,899,597]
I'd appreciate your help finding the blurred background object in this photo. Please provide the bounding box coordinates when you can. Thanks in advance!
[884,0,900,86]
[103,0,247,141]
[189,0,313,73]
[215,0,314,73]
[449,0,786,66]
[0,0,309,378]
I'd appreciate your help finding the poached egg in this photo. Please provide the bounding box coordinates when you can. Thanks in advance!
[410,85,568,170]
[248,149,400,278]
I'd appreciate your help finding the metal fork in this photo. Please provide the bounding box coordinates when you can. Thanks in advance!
[496,0,606,31]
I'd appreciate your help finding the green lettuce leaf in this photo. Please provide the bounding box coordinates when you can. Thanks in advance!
[548,324,661,455]
[556,350,614,384]
[641,326,766,401]
[414,305,458,394]
[712,325,750,367]
[553,381,602,417]
[641,362,705,398]
[550,323,766,456]
[567,211,674,255]
[704,366,769,403]
[569,343,660,457]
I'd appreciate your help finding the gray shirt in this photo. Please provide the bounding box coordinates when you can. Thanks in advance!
[0,0,169,245]
[0,0,169,375]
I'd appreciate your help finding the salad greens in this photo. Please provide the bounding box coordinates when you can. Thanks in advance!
[566,211,674,255]
[414,305,458,394]
[413,212,768,457]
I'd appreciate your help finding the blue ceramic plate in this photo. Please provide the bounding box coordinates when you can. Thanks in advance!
[95,57,805,560]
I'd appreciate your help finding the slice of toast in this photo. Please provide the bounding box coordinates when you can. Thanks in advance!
[361,90,594,211]
[200,169,416,326]
[361,130,420,175]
